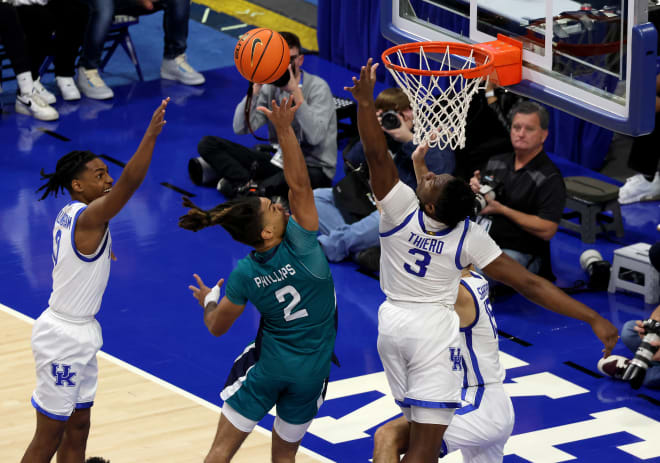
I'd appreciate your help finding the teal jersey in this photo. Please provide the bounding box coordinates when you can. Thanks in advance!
[225,217,337,380]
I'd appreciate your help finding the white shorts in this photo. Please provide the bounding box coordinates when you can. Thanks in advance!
[444,384,515,463]
[377,300,462,425]
[222,403,312,443]
[31,309,103,421]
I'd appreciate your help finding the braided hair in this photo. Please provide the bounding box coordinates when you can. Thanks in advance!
[36,150,98,201]
[179,196,265,248]
[432,177,475,229]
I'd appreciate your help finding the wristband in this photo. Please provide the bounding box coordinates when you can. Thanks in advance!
[204,285,221,308]
[485,90,495,98]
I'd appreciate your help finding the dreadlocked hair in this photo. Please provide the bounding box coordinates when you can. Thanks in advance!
[433,177,475,229]
[36,150,98,201]
[179,196,265,247]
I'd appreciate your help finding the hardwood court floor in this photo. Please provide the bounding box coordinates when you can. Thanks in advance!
[0,305,327,462]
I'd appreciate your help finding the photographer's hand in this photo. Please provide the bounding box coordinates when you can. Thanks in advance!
[634,304,660,339]
[479,197,505,216]
[283,65,304,106]
[469,170,482,194]
[384,113,414,143]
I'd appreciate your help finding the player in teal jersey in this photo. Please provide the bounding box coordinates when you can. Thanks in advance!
[179,96,337,463]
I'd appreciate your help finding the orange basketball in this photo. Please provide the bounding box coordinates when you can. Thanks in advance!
[234,28,290,84]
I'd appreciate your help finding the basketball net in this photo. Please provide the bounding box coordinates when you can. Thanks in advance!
[384,45,489,151]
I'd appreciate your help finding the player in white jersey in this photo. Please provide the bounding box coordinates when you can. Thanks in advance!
[21,99,169,463]
[373,269,514,463]
[346,59,618,462]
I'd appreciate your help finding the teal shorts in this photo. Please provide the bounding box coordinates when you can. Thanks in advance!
[220,344,328,425]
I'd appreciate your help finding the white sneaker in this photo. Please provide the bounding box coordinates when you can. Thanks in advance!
[33,78,56,104]
[618,172,660,204]
[15,90,59,121]
[76,67,114,100]
[56,76,81,101]
[160,54,205,86]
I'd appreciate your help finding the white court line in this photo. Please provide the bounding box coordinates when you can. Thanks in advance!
[0,302,334,463]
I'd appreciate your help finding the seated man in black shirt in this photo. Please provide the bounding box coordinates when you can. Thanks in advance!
[469,101,566,276]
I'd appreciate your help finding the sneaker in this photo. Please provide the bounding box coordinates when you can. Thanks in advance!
[76,67,114,100]
[188,156,219,186]
[160,54,205,86]
[597,355,630,379]
[56,76,81,101]
[618,172,660,204]
[15,90,59,121]
[33,78,56,104]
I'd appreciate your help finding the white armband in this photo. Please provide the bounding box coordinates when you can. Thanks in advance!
[204,285,221,308]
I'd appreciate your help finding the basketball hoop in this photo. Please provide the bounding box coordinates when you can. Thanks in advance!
[381,35,522,150]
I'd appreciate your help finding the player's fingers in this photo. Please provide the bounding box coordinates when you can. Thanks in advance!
[216,278,225,287]
[193,273,204,287]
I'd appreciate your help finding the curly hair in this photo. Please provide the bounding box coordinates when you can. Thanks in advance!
[36,150,98,200]
[432,177,475,229]
[178,196,265,247]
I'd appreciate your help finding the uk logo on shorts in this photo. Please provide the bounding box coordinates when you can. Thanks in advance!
[51,363,76,387]
[449,348,462,371]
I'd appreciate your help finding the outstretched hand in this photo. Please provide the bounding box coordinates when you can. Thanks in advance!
[257,96,298,131]
[345,58,379,103]
[592,316,619,358]
[146,97,169,138]
[411,143,429,163]
[189,273,224,308]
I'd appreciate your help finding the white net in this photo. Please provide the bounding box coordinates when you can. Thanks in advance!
[384,44,490,151]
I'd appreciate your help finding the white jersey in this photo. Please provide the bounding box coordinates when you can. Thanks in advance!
[378,181,501,307]
[47,201,112,319]
[457,272,506,410]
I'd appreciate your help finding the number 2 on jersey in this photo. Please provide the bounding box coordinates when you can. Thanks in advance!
[403,248,431,277]
[275,285,309,322]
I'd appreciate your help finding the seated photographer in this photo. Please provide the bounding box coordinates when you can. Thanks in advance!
[314,88,455,268]
[469,100,565,277]
[598,241,660,389]
[189,32,337,199]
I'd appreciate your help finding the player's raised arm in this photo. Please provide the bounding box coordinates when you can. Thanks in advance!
[483,253,619,357]
[411,142,430,184]
[78,98,169,230]
[257,96,318,231]
[345,58,399,200]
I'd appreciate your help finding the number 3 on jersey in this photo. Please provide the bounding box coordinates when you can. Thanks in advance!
[403,248,431,277]
[275,285,309,322]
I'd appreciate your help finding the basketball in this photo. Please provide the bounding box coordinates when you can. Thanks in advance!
[234,28,290,84]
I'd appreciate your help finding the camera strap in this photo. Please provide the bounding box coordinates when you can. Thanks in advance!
[244,82,269,142]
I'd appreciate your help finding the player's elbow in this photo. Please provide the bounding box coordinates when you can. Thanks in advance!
[207,323,229,337]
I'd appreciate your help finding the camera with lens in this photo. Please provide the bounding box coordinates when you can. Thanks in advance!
[381,110,401,130]
[622,318,660,389]
[474,174,501,214]
[579,249,611,291]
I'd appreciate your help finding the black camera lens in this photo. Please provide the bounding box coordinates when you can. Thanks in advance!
[622,319,660,389]
[381,110,401,130]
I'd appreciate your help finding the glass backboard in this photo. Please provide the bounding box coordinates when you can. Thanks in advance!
[381,0,658,135]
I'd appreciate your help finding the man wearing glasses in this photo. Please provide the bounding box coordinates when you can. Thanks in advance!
[190,32,338,202]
